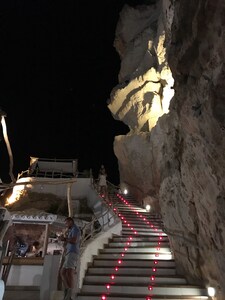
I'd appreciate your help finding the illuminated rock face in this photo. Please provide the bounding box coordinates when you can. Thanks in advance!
[108,0,225,299]
[108,2,174,133]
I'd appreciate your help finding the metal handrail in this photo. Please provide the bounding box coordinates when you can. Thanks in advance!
[1,247,16,284]
[79,194,119,252]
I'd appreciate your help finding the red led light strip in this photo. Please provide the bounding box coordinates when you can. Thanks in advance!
[100,193,164,300]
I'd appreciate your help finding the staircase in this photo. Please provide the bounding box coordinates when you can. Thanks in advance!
[77,193,209,300]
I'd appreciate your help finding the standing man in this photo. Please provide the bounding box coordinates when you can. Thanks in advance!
[60,217,81,300]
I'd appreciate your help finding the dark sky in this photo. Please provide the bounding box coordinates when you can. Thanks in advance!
[0,0,143,184]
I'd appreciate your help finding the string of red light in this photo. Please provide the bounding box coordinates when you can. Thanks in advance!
[101,193,164,300]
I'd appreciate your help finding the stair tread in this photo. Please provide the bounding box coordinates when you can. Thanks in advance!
[85,274,184,277]
[94,255,175,264]
[88,266,177,271]
[81,283,205,287]
[78,194,208,300]
[77,294,209,300]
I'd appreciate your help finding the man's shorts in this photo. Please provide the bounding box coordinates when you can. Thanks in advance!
[63,252,79,269]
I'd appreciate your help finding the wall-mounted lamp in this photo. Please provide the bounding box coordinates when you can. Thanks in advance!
[145,204,151,212]
[207,286,216,298]
[123,189,128,195]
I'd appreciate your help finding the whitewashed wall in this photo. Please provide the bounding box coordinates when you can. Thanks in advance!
[15,177,93,200]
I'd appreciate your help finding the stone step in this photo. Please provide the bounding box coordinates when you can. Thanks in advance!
[79,284,208,297]
[120,218,162,223]
[95,252,174,260]
[99,247,171,253]
[117,212,161,219]
[117,208,149,212]
[119,216,162,222]
[107,241,170,247]
[121,226,165,233]
[121,230,167,236]
[77,295,209,300]
[83,274,187,285]
[121,227,164,233]
[119,215,161,220]
[87,266,177,276]
[92,259,176,268]
[119,220,163,226]
[111,236,169,242]
[120,221,163,227]
[117,209,152,213]
[121,222,163,228]
[120,219,162,225]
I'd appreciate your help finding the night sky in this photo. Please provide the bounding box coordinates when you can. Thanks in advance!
[0,0,143,184]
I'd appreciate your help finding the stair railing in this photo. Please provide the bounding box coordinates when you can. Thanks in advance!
[1,246,16,285]
[80,203,116,250]
[79,188,121,253]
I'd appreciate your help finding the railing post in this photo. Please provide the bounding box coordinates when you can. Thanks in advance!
[67,182,73,217]
[42,223,49,257]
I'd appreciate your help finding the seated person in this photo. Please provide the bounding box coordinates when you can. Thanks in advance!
[26,241,42,257]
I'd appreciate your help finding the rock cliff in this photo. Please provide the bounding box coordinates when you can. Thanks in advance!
[108,0,225,299]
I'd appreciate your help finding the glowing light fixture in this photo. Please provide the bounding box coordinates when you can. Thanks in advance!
[150,276,155,281]
[145,204,151,212]
[123,188,128,195]
[207,286,216,297]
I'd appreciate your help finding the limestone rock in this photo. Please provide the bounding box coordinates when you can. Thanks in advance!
[109,0,225,298]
